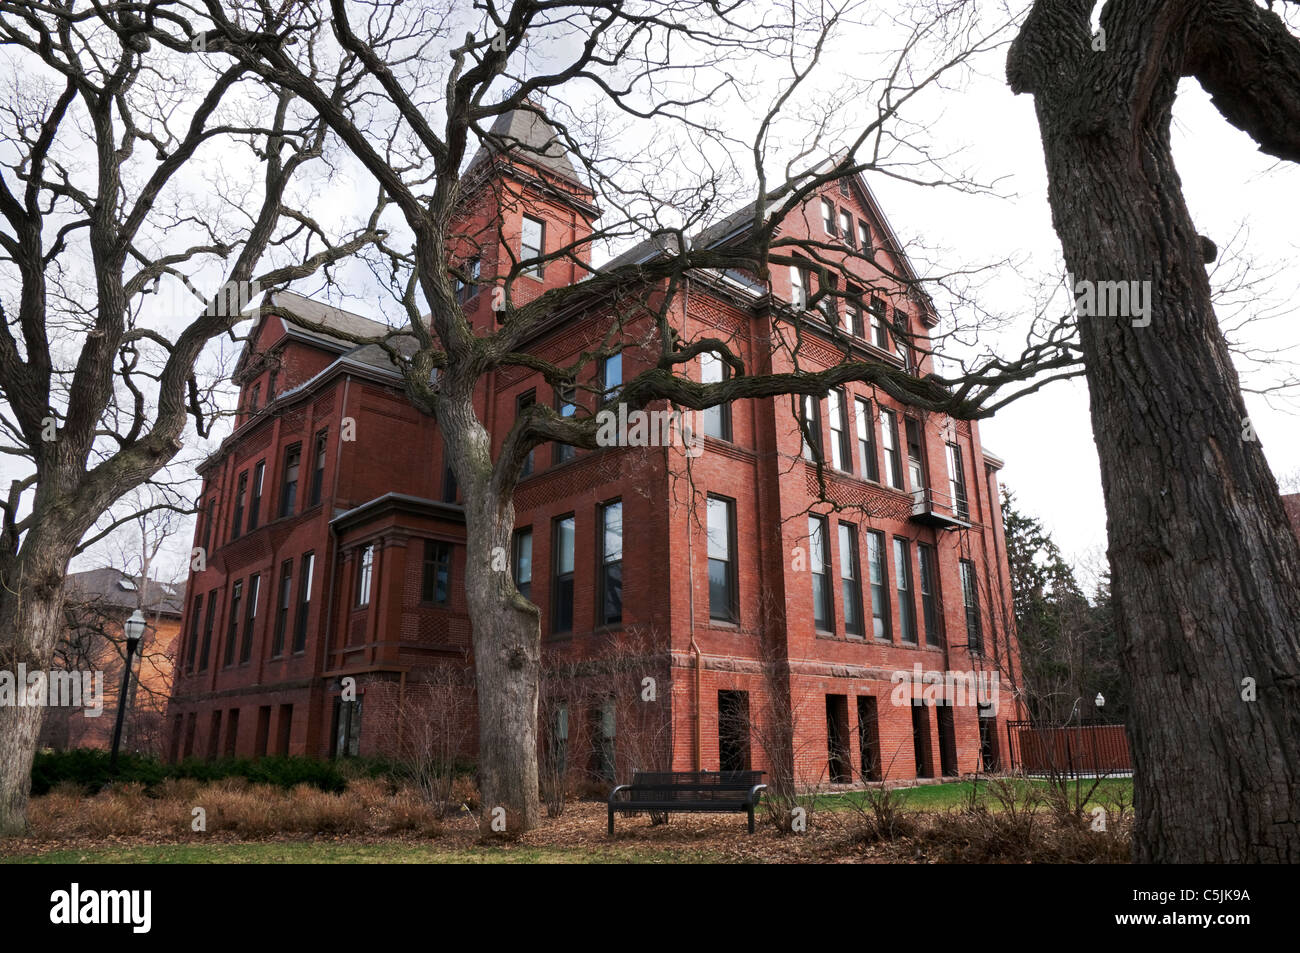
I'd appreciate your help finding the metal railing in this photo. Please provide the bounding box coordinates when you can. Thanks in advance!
[909,485,970,525]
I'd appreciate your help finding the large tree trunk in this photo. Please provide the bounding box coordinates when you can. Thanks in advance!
[1010,1,1300,861]
[0,548,72,835]
[443,393,542,837]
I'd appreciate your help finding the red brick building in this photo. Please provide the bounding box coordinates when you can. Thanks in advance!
[167,107,1023,786]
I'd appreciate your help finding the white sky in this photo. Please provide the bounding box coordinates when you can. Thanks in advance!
[15,3,1299,585]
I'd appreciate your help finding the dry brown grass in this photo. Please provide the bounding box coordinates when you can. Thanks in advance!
[24,777,447,840]
[13,777,1130,863]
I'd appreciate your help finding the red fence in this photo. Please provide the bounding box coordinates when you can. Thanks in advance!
[1005,720,1132,777]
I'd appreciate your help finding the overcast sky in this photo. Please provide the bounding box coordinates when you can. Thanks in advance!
[30,3,1298,587]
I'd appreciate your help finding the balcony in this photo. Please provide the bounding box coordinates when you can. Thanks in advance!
[909,487,970,530]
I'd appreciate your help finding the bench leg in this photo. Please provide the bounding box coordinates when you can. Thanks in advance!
[748,807,756,834]
[608,806,615,836]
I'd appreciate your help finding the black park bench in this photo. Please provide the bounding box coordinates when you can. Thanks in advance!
[607,770,767,835]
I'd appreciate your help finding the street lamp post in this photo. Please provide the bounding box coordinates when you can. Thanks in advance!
[109,609,146,772]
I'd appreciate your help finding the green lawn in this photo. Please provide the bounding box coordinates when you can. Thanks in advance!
[4,841,732,865]
[813,777,1134,813]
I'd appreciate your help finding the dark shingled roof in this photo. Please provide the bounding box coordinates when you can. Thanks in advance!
[466,106,582,185]
[64,568,185,618]
[262,289,418,377]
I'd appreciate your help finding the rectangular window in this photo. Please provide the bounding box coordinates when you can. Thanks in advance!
[880,409,903,489]
[809,516,832,632]
[961,559,983,654]
[855,398,879,482]
[199,591,217,671]
[600,353,622,402]
[279,443,301,518]
[334,698,362,758]
[272,560,292,658]
[551,515,575,633]
[224,580,243,667]
[292,552,314,653]
[828,389,851,471]
[231,471,248,540]
[818,272,838,323]
[894,538,917,644]
[839,523,864,637]
[442,465,458,504]
[840,209,855,247]
[356,545,373,607]
[858,219,871,251]
[521,215,545,278]
[707,495,738,621]
[248,461,264,531]
[847,285,864,337]
[919,544,941,647]
[422,540,452,606]
[240,573,260,663]
[821,198,837,235]
[310,429,327,506]
[455,257,481,304]
[516,390,536,476]
[201,497,214,554]
[947,442,970,520]
[554,384,577,464]
[513,528,533,600]
[895,308,915,372]
[701,351,732,441]
[599,500,623,625]
[250,383,261,412]
[789,260,810,310]
[905,418,926,499]
[867,531,890,640]
[186,595,203,672]
[801,395,823,463]
[869,297,889,350]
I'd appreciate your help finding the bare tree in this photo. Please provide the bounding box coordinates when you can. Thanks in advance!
[0,4,385,832]
[1006,0,1300,861]
[108,0,1046,837]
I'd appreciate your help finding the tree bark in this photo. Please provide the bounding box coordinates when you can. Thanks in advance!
[1009,0,1300,862]
[442,388,541,836]
[0,543,73,835]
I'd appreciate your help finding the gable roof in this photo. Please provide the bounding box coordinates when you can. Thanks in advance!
[64,568,185,619]
[234,289,418,380]
[594,160,935,316]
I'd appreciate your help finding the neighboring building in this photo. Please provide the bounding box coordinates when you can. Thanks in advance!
[41,568,183,755]
[166,107,1023,784]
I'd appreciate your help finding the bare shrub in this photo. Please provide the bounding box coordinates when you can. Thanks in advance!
[539,629,673,818]
[747,620,825,833]
[396,665,476,818]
